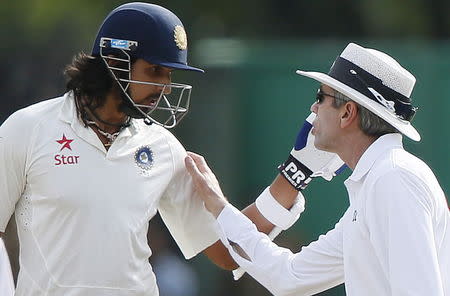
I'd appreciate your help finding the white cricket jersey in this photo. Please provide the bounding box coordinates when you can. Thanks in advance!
[0,92,219,296]
[216,134,450,296]
[0,239,14,296]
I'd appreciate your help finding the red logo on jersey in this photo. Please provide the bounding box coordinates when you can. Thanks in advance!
[55,134,80,166]
[54,154,80,165]
[56,134,74,151]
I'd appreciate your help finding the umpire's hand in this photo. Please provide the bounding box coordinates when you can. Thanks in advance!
[185,152,229,218]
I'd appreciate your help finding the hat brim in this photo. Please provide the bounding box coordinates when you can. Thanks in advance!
[161,61,204,73]
[296,70,420,141]
[144,56,204,73]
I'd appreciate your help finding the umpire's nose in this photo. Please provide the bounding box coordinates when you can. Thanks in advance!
[310,101,318,113]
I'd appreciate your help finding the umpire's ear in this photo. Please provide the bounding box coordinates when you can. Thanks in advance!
[340,101,359,129]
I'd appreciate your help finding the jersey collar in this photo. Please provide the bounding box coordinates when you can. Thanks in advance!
[58,92,136,152]
[348,133,404,182]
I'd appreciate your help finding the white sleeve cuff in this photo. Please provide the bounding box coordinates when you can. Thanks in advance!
[217,204,256,243]
[255,186,305,230]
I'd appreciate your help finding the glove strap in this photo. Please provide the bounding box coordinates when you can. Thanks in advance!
[278,154,313,190]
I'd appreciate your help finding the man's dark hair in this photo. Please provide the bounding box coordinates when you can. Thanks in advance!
[64,52,114,125]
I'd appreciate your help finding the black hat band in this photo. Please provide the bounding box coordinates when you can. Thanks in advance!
[328,57,417,122]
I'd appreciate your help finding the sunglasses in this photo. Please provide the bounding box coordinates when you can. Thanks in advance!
[315,91,338,104]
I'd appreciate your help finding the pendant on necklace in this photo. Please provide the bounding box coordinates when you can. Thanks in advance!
[86,120,121,146]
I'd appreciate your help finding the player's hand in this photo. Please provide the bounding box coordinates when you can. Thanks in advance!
[278,113,347,190]
[185,152,229,218]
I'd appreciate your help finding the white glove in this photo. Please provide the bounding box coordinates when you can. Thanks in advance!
[278,113,346,190]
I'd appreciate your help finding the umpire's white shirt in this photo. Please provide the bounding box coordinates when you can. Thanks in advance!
[217,134,449,295]
[0,93,219,296]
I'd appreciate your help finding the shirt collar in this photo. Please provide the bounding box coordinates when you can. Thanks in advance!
[348,133,404,182]
[58,92,75,124]
[58,91,135,140]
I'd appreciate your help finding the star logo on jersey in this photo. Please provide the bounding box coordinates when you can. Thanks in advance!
[54,134,80,166]
[56,134,74,151]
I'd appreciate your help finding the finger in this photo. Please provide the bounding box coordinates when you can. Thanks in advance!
[185,156,212,196]
[187,151,201,158]
[186,152,204,166]
[185,156,203,180]
[186,152,211,174]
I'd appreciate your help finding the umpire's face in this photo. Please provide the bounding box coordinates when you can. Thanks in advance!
[310,84,344,153]
[127,58,173,108]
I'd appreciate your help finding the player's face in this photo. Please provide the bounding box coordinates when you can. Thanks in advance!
[310,85,343,152]
[128,59,173,108]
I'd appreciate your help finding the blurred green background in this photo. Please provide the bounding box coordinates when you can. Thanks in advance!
[1,1,449,296]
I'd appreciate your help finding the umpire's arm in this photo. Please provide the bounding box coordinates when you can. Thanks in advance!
[199,171,298,270]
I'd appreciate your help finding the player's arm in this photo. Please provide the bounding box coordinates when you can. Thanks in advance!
[0,113,28,240]
[202,175,296,270]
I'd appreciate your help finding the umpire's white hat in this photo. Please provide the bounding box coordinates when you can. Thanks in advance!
[296,43,420,141]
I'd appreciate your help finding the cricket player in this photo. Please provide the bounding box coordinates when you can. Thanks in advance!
[0,238,14,296]
[185,43,450,295]
[0,3,241,295]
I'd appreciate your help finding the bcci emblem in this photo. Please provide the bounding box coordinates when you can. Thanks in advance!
[134,146,154,171]
[173,25,187,50]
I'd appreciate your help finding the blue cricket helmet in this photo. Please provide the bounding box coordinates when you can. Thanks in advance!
[91,2,203,73]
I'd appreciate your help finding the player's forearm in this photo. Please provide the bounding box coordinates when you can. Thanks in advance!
[267,174,299,208]
[203,240,239,270]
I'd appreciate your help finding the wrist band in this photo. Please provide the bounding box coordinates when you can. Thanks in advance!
[255,186,305,230]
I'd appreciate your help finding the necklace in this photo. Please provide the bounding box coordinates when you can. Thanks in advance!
[86,120,121,146]
[81,106,131,148]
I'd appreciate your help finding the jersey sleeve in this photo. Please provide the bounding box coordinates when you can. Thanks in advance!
[157,136,219,259]
[0,111,30,232]
[366,170,446,296]
[216,204,345,296]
